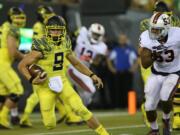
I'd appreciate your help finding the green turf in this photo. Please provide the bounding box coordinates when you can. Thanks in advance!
[0,110,179,135]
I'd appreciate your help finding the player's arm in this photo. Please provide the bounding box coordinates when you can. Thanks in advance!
[106,58,116,74]
[106,50,117,74]
[18,50,43,82]
[139,47,153,69]
[7,34,24,60]
[66,52,103,88]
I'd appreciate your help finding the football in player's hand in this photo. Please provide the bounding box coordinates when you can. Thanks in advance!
[28,64,47,79]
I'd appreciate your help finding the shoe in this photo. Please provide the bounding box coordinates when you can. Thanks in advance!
[20,114,32,128]
[162,119,171,135]
[65,115,85,126]
[65,118,85,126]
[10,116,20,125]
[172,113,180,130]
[57,115,66,124]
[0,117,11,129]
[147,129,160,135]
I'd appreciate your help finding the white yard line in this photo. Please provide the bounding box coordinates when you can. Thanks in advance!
[25,124,146,135]
[31,111,139,122]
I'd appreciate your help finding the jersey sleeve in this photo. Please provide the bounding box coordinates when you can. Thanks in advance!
[8,26,20,40]
[31,38,51,58]
[100,43,108,55]
[109,50,116,60]
[65,36,72,53]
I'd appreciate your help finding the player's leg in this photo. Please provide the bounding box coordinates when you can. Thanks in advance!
[140,66,151,127]
[55,99,66,123]
[67,67,96,106]
[0,80,20,126]
[20,88,39,127]
[56,99,84,125]
[0,93,21,128]
[60,80,109,135]
[0,67,23,128]
[172,85,180,130]
[160,74,179,134]
[37,86,56,129]
[144,74,161,135]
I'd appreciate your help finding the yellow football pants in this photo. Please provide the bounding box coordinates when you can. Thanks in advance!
[0,64,23,96]
[35,80,92,129]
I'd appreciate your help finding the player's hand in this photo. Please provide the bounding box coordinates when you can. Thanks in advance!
[90,74,103,89]
[31,72,47,85]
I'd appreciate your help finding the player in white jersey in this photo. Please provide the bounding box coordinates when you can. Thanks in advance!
[67,23,107,105]
[139,12,180,135]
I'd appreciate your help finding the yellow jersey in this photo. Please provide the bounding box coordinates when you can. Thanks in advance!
[0,21,20,65]
[31,36,72,82]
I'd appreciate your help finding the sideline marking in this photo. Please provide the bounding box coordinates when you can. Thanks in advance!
[26,124,146,135]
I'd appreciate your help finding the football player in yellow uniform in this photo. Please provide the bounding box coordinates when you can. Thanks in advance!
[20,5,52,127]
[18,15,109,135]
[139,1,180,129]
[0,7,26,128]
[20,5,83,127]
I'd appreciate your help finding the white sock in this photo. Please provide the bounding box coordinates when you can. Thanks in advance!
[150,121,158,130]
[162,113,170,120]
[11,108,18,117]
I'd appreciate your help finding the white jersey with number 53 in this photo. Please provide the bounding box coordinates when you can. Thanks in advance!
[140,27,180,73]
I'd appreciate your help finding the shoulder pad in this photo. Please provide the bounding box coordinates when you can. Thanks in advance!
[32,38,51,52]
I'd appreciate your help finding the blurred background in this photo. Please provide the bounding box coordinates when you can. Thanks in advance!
[0,0,179,112]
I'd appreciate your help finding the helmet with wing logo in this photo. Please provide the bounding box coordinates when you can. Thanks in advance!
[45,15,66,44]
[149,12,171,40]
[88,23,105,44]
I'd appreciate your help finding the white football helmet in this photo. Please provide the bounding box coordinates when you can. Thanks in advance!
[88,23,105,44]
[149,12,171,40]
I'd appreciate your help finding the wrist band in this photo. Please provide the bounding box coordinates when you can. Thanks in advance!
[29,77,34,83]
[89,73,95,78]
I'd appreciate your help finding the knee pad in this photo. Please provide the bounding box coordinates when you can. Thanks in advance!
[8,94,20,103]
[161,100,172,114]
[146,110,157,122]
[0,95,6,103]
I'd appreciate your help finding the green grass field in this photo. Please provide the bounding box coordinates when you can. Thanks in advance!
[0,110,179,135]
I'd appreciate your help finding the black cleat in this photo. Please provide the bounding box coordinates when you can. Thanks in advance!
[10,116,20,125]
[65,120,85,126]
[147,129,160,135]
[162,119,171,135]
[57,115,66,124]
[0,123,12,129]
